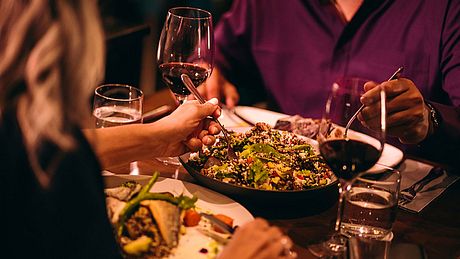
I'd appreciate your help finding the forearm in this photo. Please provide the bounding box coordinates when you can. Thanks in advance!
[83,123,169,168]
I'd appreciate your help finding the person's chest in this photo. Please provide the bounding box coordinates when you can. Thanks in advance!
[249,0,444,102]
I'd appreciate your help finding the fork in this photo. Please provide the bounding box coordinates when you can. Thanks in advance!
[399,167,445,205]
[343,66,403,138]
[181,74,237,160]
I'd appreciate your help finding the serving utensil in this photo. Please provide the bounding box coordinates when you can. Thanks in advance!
[399,166,445,205]
[343,67,404,138]
[181,74,237,160]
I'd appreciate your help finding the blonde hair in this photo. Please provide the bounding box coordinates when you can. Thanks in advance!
[0,0,105,187]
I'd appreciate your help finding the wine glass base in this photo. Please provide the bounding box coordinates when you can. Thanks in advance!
[155,157,182,166]
[308,234,348,258]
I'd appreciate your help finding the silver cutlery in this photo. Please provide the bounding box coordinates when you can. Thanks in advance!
[200,212,297,258]
[181,74,237,160]
[199,212,236,234]
[398,167,445,205]
[142,104,174,123]
[344,66,404,138]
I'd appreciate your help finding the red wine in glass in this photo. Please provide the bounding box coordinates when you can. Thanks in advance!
[320,139,381,181]
[156,7,213,165]
[308,76,387,257]
[157,7,214,105]
[158,62,210,97]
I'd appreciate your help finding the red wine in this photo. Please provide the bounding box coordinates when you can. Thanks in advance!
[320,139,380,180]
[159,62,209,96]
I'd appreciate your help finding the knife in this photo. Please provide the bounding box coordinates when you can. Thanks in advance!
[199,212,236,235]
[142,105,174,123]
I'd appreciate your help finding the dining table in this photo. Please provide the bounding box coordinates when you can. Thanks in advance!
[106,88,460,259]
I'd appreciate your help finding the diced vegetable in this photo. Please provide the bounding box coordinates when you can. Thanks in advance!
[212,214,234,233]
[188,123,332,191]
[123,235,152,255]
[117,172,197,236]
[183,209,202,227]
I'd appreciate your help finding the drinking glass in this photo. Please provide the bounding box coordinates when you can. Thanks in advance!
[345,167,400,259]
[157,6,214,104]
[93,84,143,127]
[342,166,401,241]
[93,84,143,175]
[156,6,214,166]
[308,77,387,256]
[348,237,391,259]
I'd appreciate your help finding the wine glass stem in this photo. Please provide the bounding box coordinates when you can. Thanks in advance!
[334,179,350,232]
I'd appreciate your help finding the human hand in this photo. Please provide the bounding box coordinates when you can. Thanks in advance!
[218,218,296,259]
[197,67,240,108]
[357,78,430,144]
[152,98,221,157]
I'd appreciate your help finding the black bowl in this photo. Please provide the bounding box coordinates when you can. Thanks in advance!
[180,155,339,218]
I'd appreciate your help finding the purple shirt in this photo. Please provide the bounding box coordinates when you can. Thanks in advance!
[215,0,460,166]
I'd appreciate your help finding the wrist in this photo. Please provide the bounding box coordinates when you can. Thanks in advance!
[425,100,442,137]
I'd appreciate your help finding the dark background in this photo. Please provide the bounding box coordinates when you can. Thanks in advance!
[98,0,233,95]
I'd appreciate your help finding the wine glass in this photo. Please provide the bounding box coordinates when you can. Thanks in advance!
[156,6,214,166]
[308,77,386,257]
[93,84,144,175]
[157,6,214,104]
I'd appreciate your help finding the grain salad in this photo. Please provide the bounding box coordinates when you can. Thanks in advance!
[187,123,333,191]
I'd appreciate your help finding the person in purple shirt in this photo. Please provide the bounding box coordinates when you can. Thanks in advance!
[204,0,460,167]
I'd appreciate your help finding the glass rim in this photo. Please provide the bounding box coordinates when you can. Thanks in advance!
[334,76,371,82]
[331,77,370,95]
[168,6,212,20]
[357,166,401,185]
[94,84,144,102]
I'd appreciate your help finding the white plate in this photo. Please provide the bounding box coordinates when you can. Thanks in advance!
[104,175,254,258]
[346,130,404,173]
[233,106,288,127]
[227,118,404,174]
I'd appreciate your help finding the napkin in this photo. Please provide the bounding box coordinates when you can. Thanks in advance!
[397,159,459,213]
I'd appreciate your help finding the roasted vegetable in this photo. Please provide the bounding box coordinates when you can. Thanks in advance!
[189,123,333,191]
[123,235,152,255]
[117,172,197,236]
[212,214,234,233]
[184,209,202,227]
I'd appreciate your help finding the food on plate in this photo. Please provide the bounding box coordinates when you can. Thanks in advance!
[140,200,181,248]
[212,214,234,233]
[274,115,322,139]
[183,209,202,227]
[187,123,333,191]
[274,115,343,140]
[105,173,235,258]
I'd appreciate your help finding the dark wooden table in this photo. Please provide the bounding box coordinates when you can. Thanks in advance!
[107,89,460,259]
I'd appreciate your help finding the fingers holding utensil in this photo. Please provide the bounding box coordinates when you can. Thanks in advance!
[358,70,430,144]
[219,218,297,259]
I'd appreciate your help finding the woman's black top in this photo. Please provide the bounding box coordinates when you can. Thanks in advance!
[0,111,121,258]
